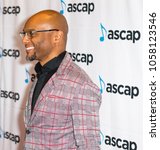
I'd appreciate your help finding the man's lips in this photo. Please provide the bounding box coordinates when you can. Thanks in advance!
[26,46,34,51]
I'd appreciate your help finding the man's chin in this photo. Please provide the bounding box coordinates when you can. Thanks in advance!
[26,54,37,61]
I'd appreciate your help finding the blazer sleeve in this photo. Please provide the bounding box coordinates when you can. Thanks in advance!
[71,82,102,150]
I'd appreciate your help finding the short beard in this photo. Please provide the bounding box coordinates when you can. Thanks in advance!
[26,52,37,61]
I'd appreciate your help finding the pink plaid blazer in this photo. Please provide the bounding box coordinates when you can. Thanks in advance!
[24,52,102,150]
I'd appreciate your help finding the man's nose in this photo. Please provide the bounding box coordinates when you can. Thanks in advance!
[22,35,30,44]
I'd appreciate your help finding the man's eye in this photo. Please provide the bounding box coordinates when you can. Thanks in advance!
[22,31,25,34]
[29,31,34,36]
[28,31,35,37]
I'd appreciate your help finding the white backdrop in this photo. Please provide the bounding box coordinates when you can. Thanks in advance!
[0,0,142,149]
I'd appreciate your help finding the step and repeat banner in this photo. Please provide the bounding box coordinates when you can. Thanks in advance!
[0,0,142,149]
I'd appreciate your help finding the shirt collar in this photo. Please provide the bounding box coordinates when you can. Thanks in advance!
[35,51,66,75]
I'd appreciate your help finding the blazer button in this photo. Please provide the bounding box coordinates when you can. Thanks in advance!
[26,129,31,134]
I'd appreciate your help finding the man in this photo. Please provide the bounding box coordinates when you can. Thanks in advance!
[20,10,101,150]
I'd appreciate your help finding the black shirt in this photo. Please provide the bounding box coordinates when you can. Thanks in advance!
[31,51,66,114]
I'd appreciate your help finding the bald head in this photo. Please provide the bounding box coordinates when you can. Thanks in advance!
[25,10,68,34]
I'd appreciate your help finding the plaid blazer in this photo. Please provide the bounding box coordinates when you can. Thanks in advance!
[24,52,102,150]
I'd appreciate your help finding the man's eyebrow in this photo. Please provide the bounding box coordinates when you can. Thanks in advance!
[23,29,35,32]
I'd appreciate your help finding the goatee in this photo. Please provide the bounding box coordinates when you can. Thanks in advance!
[26,52,36,61]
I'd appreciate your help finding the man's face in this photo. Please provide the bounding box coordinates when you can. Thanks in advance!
[21,22,54,63]
[21,29,37,61]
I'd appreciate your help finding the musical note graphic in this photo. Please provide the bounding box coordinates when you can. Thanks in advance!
[0,127,4,139]
[99,75,106,94]
[99,130,105,145]
[60,0,66,14]
[0,47,3,58]
[25,68,30,83]
[99,23,107,42]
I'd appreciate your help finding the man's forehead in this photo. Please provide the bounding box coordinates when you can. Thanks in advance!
[24,19,51,30]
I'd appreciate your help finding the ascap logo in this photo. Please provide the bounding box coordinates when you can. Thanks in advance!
[99,76,139,99]
[105,135,137,150]
[99,23,141,43]
[3,6,20,15]
[69,52,93,65]
[0,90,20,102]
[60,0,95,15]
[0,48,20,59]
[0,127,20,144]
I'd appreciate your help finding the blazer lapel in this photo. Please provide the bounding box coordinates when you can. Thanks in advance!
[28,52,72,124]
[25,80,37,125]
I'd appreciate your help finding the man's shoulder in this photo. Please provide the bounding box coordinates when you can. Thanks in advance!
[58,52,101,100]
[60,52,93,84]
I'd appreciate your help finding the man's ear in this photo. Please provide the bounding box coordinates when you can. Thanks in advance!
[52,31,63,43]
